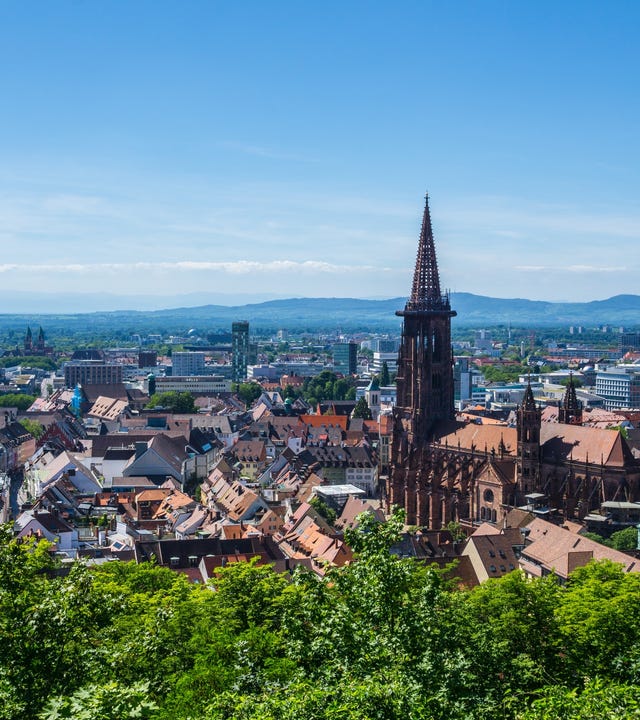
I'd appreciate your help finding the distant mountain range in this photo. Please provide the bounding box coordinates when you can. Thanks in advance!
[1,293,639,334]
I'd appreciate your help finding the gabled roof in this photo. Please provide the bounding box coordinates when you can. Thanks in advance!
[300,414,348,431]
[522,517,639,577]
[228,439,267,463]
[540,423,630,467]
[463,532,519,580]
[88,396,129,421]
[15,509,74,535]
[435,423,516,455]
[335,496,385,531]
[147,434,189,475]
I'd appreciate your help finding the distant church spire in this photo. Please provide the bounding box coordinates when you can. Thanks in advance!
[407,194,445,311]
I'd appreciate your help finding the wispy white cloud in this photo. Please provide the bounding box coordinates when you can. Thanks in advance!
[515,264,627,273]
[567,264,626,273]
[0,260,390,275]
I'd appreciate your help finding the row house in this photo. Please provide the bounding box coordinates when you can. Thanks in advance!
[225,439,268,481]
[275,501,352,576]
[22,449,101,503]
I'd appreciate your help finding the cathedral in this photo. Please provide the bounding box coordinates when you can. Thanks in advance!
[387,196,640,528]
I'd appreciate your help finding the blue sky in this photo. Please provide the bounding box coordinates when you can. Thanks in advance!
[1,1,639,310]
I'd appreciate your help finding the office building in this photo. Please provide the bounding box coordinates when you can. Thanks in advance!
[172,352,206,376]
[64,361,123,388]
[232,322,250,383]
[333,342,357,375]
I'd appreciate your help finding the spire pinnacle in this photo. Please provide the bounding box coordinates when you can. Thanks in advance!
[522,377,537,411]
[559,371,582,424]
[406,193,447,311]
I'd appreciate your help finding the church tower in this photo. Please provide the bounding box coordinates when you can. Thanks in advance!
[388,195,456,525]
[36,326,46,354]
[558,373,583,425]
[24,326,33,354]
[516,380,542,499]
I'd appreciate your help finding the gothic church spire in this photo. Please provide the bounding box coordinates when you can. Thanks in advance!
[407,193,446,312]
[559,372,582,425]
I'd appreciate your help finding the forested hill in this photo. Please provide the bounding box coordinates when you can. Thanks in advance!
[1,292,640,334]
[2,514,639,720]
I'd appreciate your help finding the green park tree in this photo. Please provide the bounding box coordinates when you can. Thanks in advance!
[146,391,197,413]
[18,418,44,440]
[234,382,262,407]
[352,396,372,419]
[0,394,36,412]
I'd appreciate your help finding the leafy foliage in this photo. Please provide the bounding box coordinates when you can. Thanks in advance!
[0,521,638,720]
[309,494,337,525]
[234,382,262,407]
[0,394,36,411]
[352,395,372,419]
[19,418,44,440]
[481,363,529,384]
[145,391,196,413]
[582,526,638,552]
[299,370,356,406]
[0,356,57,371]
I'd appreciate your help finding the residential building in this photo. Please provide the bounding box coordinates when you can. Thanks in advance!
[138,351,157,369]
[619,332,640,352]
[518,517,640,581]
[454,356,473,409]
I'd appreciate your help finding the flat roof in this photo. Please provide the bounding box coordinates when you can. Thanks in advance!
[602,501,640,509]
[315,484,365,496]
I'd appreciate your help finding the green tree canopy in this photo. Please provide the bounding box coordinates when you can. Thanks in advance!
[0,517,638,720]
[380,361,391,386]
[234,382,262,407]
[145,391,196,413]
[352,396,372,419]
[18,418,44,440]
[0,394,36,411]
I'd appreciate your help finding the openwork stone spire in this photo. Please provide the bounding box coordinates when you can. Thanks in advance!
[406,193,446,311]
[559,372,583,424]
[562,373,579,411]
[522,378,537,411]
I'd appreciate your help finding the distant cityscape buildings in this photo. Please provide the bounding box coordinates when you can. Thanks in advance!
[1,199,640,601]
